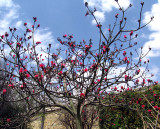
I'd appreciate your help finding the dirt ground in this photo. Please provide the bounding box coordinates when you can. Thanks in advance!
[29,113,99,129]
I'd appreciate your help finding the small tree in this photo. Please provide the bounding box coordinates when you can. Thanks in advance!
[0,1,156,128]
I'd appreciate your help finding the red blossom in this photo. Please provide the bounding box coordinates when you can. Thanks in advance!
[19,68,23,73]
[96,24,101,28]
[51,61,56,67]
[41,75,44,78]
[155,81,158,85]
[8,84,14,88]
[84,68,88,72]
[114,87,117,90]
[39,63,44,68]
[24,69,27,72]
[123,51,126,56]
[36,41,41,44]
[27,29,32,32]
[123,57,127,61]
[115,13,119,18]
[80,93,85,97]
[141,105,145,108]
[3,89,6,94]
[33,17,37,22]
[130,31,133,36]
[26,74,30,78]
[35,74,38,78]
[61,63,66,68]
[154,105,158,109]
[58,71,63,76]
[125,75,128,81]
[63,34,67,38]
[7,118,11,122]
[24,22,27,26]
[136,101,139,104]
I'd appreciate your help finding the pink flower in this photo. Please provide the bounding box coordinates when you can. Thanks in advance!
[63,34,67,38]
[37,24,40,27]
[8,84,14,88]
[27,29,32,32]
[35,74,38,78]
[97,88,101,91]
[39,63,44,68]
[141,105,145,108]
[20,85,24,89]
[155,81,158,85]
[124,35,127,38]
[97,79,100,82]
[84,68,88,72]
[138,98,142,102]
[24,22,27,26]
[33,17,37,22]
[36,41,41,44]
[154,105,158,109]
[61,63,65,68]
[130,31,133,36]
[80,62,83,66]
[58,71,63,76]
[123,57,127,61]
[51,61,56,67]
[125,75,128,81]
[115,13,119,18]
[148,109,152,113]
[19,68,23,73]
[114,87,117,90]
[3,89,6,94]
[123,51,126,56]
[26,74,30,78]
[136,79,139,84]
[7,118,11,122]
[41,75,44,78]
[85,45,91,49]
[96,24,101,28]
[80,93,85,97]
[24,69,27,72]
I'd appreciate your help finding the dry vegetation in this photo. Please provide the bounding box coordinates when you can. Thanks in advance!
[28,112,99,129]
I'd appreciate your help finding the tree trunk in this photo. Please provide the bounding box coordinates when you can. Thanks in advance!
[76,115,83,129]
[41,107,45,129]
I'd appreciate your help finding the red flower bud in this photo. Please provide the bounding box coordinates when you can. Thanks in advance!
[3,89,6,94]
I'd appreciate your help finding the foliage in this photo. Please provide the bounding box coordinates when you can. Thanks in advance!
[99,84,160,128]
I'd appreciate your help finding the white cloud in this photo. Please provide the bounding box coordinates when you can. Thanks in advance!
[15,20,23,29]
[33,28,58,62]
[0,0,14,7]
[84,0,131,24]
[0,0,20,34]
[143,0,160,58]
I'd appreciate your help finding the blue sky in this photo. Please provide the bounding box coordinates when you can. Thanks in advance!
[0,0,160,83]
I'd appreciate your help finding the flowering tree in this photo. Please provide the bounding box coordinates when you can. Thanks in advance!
[0,1,157,128]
